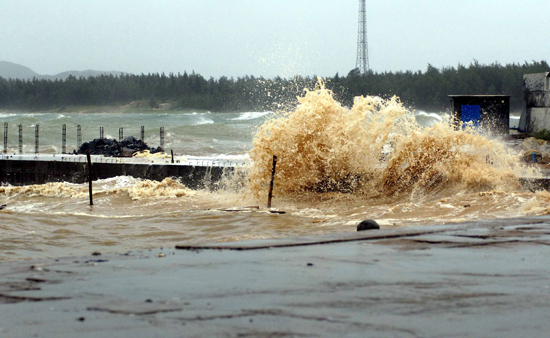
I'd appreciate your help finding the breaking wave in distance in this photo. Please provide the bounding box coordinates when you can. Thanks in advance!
[233,111,273,121]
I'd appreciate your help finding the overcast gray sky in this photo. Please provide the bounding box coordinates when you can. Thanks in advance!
[1,0,549,78]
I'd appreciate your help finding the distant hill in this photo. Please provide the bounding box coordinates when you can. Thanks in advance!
[0,61,40,80]
[0,61,124,80]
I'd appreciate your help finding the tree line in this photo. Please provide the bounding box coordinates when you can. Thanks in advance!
[0,60,548,112]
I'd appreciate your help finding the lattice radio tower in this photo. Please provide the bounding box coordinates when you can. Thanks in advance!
[355,0,370,73]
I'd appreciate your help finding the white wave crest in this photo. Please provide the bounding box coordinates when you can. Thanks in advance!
[415,111,445,121]
[193,117,214,125]
[232,111,272,121]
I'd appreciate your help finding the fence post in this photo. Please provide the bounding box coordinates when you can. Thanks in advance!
[86,150,93,206]
[3,123,7,154]
[77,125,82,148]
[160,127,164,149]
[100,126,104,140]
[18,124,22,154]
[267,155,278,208]
[62,124,67,154]
[119,128,123,142]
[35,125,39,154]
[140,126,144,141]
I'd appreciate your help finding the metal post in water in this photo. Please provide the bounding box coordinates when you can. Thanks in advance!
[3,123,7,154]
[35,125,39,154]
[86,150,93,206]
[267,155,277,209]
[160,127,164,150]
[100,126,104,140]
[62,124,67,154]
[77,125,82,148]
[140,126,144,141]
[119,128,123,142]
[18,124,22,154]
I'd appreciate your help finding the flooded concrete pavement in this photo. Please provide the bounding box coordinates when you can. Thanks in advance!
[1,217,550,337]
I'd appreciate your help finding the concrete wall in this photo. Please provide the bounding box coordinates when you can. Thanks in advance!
[0,159,232,189]
[524,73,550,92]
[519,72,550,133]
[528,108,550,133]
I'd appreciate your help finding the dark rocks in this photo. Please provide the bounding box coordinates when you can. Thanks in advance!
[75,136,162,157]
[76,138,121,156]
[357,219,380,231]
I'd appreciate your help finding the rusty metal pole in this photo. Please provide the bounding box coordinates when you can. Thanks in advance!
[62,124,67,154]
[3,123,7,154]
[267,155,277,209]
[18,124,22,154]
[35,125,39,154]
[77,125,82,148]
[86,150,93,206]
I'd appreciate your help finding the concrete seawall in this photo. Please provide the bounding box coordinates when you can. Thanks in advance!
[2,154,550,191]
[0,154,234,188]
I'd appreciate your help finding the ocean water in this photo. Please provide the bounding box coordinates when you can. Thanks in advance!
[0,109,271,158]
[0,88,547,261]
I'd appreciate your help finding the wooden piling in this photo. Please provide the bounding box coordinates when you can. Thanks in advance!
[171,150,174,164]
[267,155,277,209]
[86,150,93,206]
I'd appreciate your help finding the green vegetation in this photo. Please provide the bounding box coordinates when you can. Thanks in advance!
[533,129,550,141]
[0,60,548,112]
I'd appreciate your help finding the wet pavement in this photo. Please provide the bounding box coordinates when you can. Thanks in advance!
[1,216,550,337]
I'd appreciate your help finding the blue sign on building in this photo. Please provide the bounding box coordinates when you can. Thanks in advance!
[449,95,510,135]
[461,104,481,128]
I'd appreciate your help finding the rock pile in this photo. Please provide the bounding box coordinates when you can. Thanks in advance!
[75,136,163,157]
